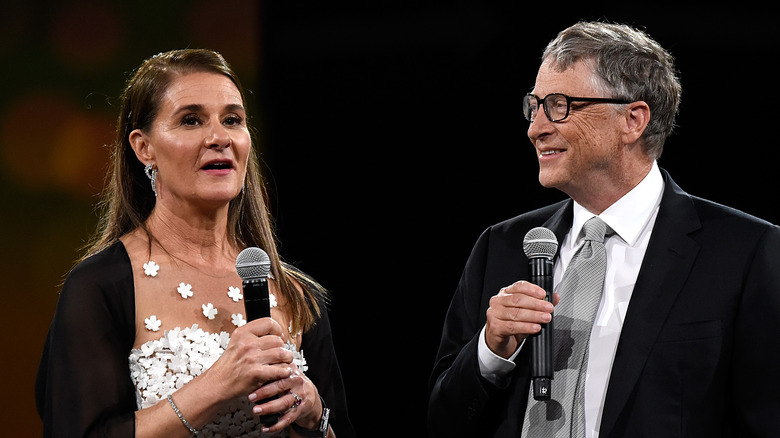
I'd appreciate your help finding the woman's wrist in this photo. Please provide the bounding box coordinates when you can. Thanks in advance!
[291,395,329,436]
[296,394,324,429]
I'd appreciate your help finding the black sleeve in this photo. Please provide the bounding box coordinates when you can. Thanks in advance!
[35,242,137,437]
[733,224,780,434]
[428,227,497,436]
[300,300,356,438]
[428,226,531,437]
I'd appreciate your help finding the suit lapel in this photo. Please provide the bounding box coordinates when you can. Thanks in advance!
[599,171,702,438]
[541,200,574,254]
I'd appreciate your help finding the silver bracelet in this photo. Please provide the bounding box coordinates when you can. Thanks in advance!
[167,394,199,436]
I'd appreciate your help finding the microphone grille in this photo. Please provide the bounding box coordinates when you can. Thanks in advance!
[235,247,271,280]
[523,227,558,259]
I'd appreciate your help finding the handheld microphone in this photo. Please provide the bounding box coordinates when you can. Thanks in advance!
[523,227,558,400]
[236,247,272,320]
[235,247,279,425]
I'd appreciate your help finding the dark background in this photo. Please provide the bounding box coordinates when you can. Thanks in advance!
[3,2,777,436]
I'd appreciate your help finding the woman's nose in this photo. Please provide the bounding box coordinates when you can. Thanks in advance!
[204,123,231,150]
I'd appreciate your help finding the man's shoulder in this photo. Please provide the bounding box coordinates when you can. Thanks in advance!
[489,200,570,235]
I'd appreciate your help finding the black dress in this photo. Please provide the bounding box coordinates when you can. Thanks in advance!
[36,241,354,437]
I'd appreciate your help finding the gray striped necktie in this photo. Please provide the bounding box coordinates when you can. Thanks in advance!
[522,216,613,437]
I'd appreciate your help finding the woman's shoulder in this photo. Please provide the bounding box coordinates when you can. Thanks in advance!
[282,263,327,300]
[66,240,133,294]
[57,240,135,333]
[72,240,129,271]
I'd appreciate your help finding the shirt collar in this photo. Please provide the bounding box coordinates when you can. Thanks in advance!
[570,161,664,247]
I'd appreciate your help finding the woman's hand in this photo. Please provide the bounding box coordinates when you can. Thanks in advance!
[202,317,294,403]
[136,317,295,437]
[248,364,324,434]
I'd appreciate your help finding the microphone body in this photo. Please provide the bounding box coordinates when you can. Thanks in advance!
[523,227,558,400]
[528,257,554,399]
[235,247,279,426]
[243,276,271,320]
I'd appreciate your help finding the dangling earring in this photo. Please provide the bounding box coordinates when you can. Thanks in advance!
[144,163,158,197]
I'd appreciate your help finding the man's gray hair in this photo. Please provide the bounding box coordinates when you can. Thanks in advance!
[542,22,681,159]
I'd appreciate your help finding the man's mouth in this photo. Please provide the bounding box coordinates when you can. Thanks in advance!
[539,149,564,158]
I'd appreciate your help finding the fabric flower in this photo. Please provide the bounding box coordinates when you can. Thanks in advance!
[288,321,301,339]
[284,341,308,373]
[269,292,278,308]
[129,325,307,426]
[231,313,246,327]
[144,315,162,332]
[185,325,205,342]
[217,332,230,348]
[177,283,194,299]
[202,303,218,320]
[143,261,160,277]
[140,342,157,357]
[227,286,243,302]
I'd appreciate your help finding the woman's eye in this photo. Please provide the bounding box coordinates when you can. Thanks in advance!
[223,115,243,126]
[181,114,201,126]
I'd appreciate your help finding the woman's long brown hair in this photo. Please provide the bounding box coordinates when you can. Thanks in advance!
[80,49,325,333]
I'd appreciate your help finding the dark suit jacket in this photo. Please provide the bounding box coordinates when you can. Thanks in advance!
[428,170,780,437]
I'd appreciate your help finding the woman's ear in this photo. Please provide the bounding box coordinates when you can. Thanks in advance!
[129,129,154,164]
[621,101,651,145]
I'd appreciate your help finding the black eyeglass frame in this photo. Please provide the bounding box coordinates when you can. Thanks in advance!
[523,93,632,122]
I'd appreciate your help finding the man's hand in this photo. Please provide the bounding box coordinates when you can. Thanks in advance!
[484,280,558,359]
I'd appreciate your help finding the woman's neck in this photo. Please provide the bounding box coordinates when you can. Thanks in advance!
[144,202,236,268]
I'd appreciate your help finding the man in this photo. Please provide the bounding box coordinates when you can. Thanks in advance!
[428,22,780,437]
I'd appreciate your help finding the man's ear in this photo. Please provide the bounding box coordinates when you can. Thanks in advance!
[129,129,154,164]
[621,100,651,145]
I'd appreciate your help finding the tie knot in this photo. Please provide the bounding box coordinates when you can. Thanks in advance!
[582,216,613,243]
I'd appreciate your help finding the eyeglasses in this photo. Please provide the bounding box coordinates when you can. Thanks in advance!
[522,93,632,122]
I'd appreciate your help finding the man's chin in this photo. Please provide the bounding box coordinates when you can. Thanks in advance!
[538,170,563,189]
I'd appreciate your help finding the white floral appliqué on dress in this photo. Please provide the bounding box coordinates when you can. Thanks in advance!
[129,325,307,437]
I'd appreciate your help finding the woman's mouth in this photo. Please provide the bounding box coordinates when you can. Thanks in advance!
[201,160,234,174]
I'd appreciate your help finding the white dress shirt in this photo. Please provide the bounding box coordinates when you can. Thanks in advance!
[478,161,664,438]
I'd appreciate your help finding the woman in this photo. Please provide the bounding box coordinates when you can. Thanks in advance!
[35,49,353,438]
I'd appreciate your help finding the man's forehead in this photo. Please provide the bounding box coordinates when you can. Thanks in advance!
[532,59,596,96]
